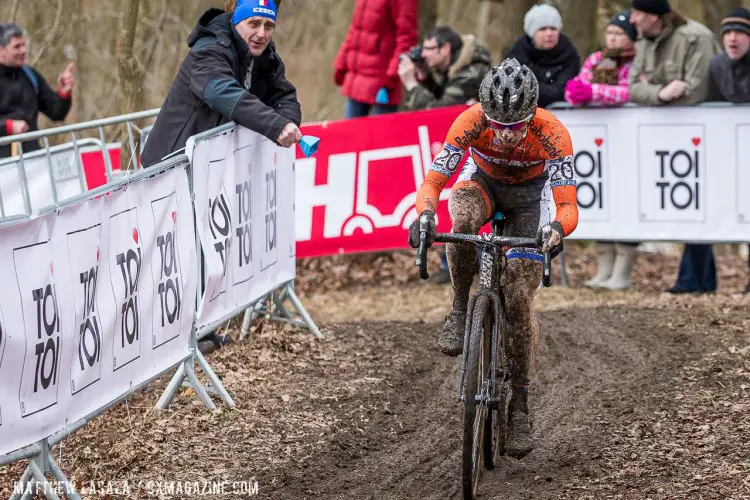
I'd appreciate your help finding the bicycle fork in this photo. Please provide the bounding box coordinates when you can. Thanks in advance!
[456,288,503,406]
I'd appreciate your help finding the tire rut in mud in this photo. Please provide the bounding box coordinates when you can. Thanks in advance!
[262,305,709,500]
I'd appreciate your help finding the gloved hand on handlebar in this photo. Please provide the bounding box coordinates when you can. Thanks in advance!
[536,221,564,253]
[408,210,437,248]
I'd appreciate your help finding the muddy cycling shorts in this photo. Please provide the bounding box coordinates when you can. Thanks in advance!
[453,157,551,263]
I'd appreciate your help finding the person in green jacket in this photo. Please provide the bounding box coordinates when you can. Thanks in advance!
[399,25,491,111]
[399,25,491,283]
[629,0,719,106]
[629,0,720,294]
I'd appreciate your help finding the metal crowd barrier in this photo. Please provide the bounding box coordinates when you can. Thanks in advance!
[0,108,160,217]
[0,154,191,500]
[155,122,321,412]
[0,116,322,499]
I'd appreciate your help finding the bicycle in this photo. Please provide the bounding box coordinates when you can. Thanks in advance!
[415,212,552,500]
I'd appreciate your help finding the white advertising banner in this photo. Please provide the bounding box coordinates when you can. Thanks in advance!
[555,105,750,241]
[0,165,196,456]
[189,126,295,330]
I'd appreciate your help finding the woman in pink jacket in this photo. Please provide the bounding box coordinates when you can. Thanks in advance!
[566,11,641,290]
[565,11,637,107]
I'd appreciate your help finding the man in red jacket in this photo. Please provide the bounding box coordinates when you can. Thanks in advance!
[333,0,418,118]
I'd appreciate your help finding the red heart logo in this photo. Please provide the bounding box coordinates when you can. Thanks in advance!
[594,138,604,147]
[96,245,100,261]
[132,228,139,244]
[50,262,54,275]
[692,137,701,146]
[172,211,177,224]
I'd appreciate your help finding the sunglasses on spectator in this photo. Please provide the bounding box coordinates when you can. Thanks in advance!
[485,115,529,131]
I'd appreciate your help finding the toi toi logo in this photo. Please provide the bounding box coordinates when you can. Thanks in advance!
[655,139,701,211]
[116,244,142,349]
[209,193,232,277]
[31,283,60,393]
[574,138,605,210]
[235,181,252,269]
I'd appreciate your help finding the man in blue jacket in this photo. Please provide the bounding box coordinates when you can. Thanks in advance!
[141,0,302,167]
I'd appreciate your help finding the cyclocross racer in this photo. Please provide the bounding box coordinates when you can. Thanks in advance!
[408,58,579,457]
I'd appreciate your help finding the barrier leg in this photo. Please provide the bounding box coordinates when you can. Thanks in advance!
[28,460,61,500]
[46,450,81,500]
[283,283,323,338]
[8,465,32,500]
[271,290,294,321]
[155,362,186,410]
[184,361,217,411]
[7,439,77,500]
[240,297,266,340]
[195,349,235,409]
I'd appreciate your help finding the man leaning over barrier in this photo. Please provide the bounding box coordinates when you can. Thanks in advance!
[141,0,302,168]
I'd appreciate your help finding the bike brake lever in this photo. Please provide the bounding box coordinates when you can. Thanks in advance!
[542,251,551,288]
[416,215,430,280]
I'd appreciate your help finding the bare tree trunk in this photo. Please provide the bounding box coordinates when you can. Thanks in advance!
[418,0,439,38]
[116,0,144,170]
[547,0,598,57]
[670,0,704,23]
[9,0,20,22]
[704,0,734,35]
[485,0,535,59]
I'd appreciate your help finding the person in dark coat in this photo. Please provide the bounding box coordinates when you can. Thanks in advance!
[0,23,75,159]
[505,4,581,108]
[333,0,418,118]
[708,7,750,293]
[141,0,301,167]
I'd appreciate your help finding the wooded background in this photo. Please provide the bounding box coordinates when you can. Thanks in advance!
[5,0,749,127]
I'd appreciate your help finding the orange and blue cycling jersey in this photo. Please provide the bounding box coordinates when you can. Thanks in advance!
[416,104,579,236]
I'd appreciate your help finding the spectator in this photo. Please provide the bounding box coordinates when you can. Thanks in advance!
[565,11,637,108]
[141,0,301,352]
[506,4,581,108]
[399,25,491,284]
[0,23,75,159]
[399,26,491,110]
[141,0,302,168]
[564,11,641,289]
[333,0,418,119]
[628,0,720,294]
[709,7,750,293]
[628,0,719,106]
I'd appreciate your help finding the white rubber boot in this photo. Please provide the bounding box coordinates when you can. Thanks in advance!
[600,244,637,290]
[585,242,616,288]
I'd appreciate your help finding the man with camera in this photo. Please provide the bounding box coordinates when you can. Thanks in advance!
[398,25,491,111]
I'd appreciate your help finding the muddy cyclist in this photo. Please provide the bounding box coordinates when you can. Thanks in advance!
[408,58,579,457]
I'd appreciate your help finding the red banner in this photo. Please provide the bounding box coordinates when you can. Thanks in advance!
[295,106,467,258]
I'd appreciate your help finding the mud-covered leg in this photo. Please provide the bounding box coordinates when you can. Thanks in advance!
[502,258,542,458]
[439,184,489,356]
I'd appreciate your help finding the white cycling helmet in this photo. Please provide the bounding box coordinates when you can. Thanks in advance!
[479,58,539,124]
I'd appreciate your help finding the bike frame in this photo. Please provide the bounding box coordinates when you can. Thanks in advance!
[415,213,552,402]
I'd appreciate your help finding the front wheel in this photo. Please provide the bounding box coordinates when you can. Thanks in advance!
[462,295,491,500]
[484,302,509,470]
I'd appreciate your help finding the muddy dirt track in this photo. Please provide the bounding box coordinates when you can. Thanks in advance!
[1,250,750,499]
[265,304,749,500]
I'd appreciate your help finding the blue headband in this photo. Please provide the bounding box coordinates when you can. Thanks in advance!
[233,0,277,25]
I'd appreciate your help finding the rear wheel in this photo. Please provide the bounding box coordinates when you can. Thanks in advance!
[462,295,491,500]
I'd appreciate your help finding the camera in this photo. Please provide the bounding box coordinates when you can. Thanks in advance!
[405,45,424,63]
[401,45,429,73]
